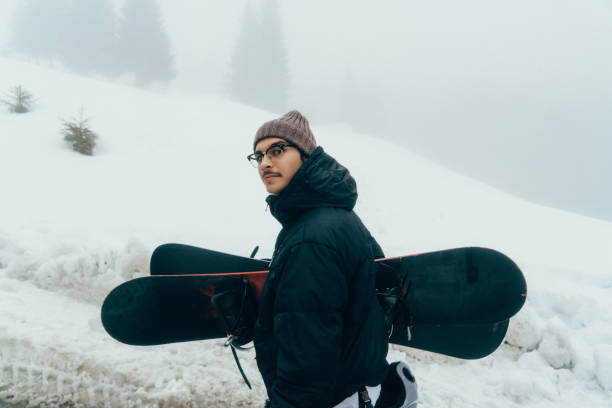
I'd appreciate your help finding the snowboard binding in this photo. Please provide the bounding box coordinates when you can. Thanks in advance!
[376,261,414,341]
[211,277,257,346]
[211,277,258,389]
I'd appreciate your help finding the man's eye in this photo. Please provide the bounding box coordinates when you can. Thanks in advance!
[270,148,283,156]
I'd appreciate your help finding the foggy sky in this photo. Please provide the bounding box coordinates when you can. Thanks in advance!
[162,0,612,222]
[2,0,611,221]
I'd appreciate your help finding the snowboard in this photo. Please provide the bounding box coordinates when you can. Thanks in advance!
[102,245,526,359]
[150,244,269,276]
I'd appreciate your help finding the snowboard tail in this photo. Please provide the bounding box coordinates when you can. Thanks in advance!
[381,247,526,324]
[102,272,267,346]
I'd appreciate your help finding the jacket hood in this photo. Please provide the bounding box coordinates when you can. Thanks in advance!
[266,146,357,226]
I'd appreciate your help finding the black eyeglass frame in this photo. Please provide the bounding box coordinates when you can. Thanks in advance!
[247,142,298,167]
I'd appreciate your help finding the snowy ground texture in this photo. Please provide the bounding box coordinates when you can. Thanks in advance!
[1,58,612,407]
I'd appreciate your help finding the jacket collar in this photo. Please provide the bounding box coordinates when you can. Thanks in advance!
[266,146,358,226]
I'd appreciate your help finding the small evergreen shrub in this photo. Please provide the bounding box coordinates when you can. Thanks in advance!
[1,85,36,113]
[61,110,98,156]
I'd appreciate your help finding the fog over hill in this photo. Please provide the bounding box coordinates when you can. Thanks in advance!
[2,1,610,222]
[162,0,612,222]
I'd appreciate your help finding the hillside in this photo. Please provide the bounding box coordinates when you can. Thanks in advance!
[1,58,611,407]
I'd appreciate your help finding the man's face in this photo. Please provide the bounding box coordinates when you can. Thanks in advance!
[254,137,304,195]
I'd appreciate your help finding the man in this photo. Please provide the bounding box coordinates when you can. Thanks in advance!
[249,111,417,408]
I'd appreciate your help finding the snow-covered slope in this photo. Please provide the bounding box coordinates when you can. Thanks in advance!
[1,58,611,407]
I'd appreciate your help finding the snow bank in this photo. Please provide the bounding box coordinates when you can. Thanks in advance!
[0,276,267,407]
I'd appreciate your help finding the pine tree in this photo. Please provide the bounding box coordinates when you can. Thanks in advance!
[59,0,117,74]
[116,0,175,86]
[10,0,73,62]
[338,67,388,133]
[258,0,289,112]
[227,0,290,113]
[338,66,358,125]
[61,109,98,156]
[10,0,116,75]
[227,1,262,107]
[1,85,36,113]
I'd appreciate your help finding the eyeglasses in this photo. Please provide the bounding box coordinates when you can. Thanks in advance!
[247,143,297,168]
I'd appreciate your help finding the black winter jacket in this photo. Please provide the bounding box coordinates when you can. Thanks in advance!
[254,147,389,408]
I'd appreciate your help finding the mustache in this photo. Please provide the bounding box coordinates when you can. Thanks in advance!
[262,171,281,177]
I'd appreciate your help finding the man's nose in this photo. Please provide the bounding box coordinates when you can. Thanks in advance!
[261,153,273,167]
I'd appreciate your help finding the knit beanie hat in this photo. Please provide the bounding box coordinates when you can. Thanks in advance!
[253,110,317,155]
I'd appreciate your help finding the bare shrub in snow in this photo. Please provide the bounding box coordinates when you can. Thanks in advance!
[61,109,98,156]
[1,85,36,113]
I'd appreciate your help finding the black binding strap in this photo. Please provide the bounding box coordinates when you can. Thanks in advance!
[229,341,252,389]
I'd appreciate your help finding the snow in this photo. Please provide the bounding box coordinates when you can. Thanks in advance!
[1,57,611,407]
